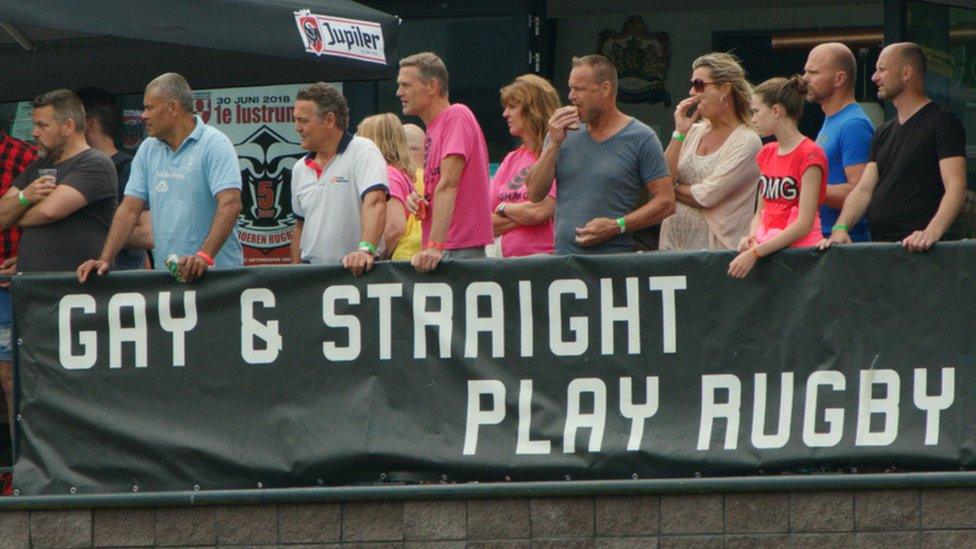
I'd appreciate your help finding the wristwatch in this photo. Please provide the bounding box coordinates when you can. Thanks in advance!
[496,202,508,218]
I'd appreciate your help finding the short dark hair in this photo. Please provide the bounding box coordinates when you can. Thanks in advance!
[296,82,349,130]
[33,89,86,131]
[76,87,120,137]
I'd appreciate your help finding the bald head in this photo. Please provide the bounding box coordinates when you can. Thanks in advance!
[873,42,928,102]
[803,42,858,106]
[403,123,425,169]
[809,43,856,90]
[887,42,927,77]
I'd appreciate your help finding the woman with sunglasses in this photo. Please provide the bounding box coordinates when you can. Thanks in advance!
[660,52,761,251]
[490,74,560,257]
[728,76,827,278]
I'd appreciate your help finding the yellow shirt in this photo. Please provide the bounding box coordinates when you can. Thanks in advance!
[391,168,424,261]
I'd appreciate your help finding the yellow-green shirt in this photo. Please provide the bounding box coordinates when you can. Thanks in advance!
[391,168,424,261]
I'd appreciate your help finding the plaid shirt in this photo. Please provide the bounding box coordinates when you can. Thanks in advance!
[0,131,37,261]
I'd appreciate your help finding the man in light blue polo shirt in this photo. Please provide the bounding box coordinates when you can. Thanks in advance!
[78,73,243,283]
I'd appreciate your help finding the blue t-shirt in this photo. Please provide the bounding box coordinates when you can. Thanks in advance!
[815,103,874,241]
[553,119,669,255]
[125,116,243,268]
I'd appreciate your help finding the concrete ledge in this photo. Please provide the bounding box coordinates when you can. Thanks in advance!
[2,487,976,548]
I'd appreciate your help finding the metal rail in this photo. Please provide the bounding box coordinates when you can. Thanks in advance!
[3,471,976,510]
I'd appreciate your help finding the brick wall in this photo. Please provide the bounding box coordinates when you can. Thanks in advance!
[2,488,976,548]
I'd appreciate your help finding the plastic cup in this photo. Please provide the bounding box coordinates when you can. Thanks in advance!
[38,168,57,182]
[567,106,581,131]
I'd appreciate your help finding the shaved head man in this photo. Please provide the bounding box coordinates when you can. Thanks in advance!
[803,42,874,241]
[804,43,857,105]
[820,42,967,252]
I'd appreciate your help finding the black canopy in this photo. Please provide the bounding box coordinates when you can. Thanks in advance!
[0,0,400,102]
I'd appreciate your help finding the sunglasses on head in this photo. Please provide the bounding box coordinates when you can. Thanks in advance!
[690,79,717,92]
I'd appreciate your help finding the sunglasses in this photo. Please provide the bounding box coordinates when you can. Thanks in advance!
[690,79,718,92]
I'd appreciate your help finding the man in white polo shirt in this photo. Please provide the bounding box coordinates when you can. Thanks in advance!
[290,82,387,276]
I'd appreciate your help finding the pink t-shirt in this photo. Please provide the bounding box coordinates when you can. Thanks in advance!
[386,165,412,215]
[423,103,493,249]
[755,138,827,248]
[490,147,556,257]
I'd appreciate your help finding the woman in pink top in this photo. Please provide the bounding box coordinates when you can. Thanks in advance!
[728,76,827,278]
[356,113,418,259]
[491,74,560,257]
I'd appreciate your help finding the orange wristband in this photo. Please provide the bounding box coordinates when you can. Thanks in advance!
[424,241,445,251]
[195,250,215,267]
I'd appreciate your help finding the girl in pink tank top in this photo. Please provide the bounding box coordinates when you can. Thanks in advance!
[728,75,827,278]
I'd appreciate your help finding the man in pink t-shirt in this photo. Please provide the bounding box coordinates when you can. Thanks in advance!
[396,51,492,273]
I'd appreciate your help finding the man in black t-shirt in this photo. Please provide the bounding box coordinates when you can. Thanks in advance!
[819,42,967,252]
[77,87,153,269]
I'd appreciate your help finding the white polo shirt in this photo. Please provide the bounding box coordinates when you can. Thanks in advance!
[292,133,388,264]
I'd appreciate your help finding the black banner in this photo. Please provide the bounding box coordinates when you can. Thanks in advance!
[11,243,974,495]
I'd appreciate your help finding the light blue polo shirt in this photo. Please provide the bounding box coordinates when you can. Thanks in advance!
[126,116,243,268]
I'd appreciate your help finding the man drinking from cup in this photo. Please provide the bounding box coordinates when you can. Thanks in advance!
[525,54,674,254]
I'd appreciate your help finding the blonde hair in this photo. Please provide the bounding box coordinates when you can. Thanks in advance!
[692,52,753,126]
[356,113,416,175]
[500,74,561,154]
[399,52,450,96]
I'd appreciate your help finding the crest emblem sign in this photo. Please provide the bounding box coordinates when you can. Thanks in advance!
[598,16,672,106]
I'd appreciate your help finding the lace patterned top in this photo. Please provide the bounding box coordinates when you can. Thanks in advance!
[659,122,762,250]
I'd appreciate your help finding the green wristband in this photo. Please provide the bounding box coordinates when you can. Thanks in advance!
[357,240,377,255]
[831,224,849,232]
[17,191,29,207]
[672,131,685,142]
[616,217,626,233]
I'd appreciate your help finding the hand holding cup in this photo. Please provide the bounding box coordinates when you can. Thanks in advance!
[547,105,582,148]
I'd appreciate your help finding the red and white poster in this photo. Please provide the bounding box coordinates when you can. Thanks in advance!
[123,83,340,265]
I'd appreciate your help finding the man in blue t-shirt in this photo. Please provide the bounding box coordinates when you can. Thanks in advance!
[804,42,875,241]
[77,72,243,284]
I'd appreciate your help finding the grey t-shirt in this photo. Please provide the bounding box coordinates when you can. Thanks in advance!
[553,118,668,255]
[15,148,118,272]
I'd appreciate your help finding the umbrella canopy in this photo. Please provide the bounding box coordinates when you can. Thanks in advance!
[0,0,400,102]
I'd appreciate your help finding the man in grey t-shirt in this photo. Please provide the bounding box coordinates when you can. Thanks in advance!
[0,89,117,272]
[526,54,674,255]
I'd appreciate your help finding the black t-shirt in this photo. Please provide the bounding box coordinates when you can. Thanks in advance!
[111,150,147,270]
[866,102,966,242]
[111,150,133,200]
[14,148,118,272]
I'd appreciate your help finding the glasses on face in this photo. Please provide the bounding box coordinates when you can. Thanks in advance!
[690,79,717,93]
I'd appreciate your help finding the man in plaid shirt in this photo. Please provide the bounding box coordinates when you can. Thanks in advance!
[0,129,35,495]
